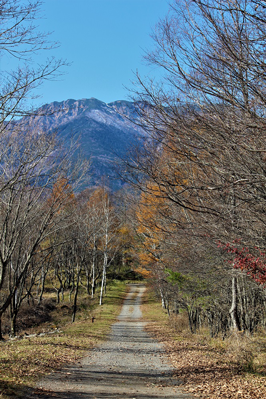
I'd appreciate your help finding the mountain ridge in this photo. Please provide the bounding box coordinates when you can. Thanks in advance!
[24,98,145,190]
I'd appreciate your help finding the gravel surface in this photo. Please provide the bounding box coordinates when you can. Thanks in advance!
[31,284,196,398]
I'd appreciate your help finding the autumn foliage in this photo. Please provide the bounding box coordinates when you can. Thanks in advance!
[48,177,75,211]
[218,241,266,286]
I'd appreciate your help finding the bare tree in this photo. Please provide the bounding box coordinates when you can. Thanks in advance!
[97,189,120,306]
[0,123,89,337]
[0,0,66,122]
[125,0,266,332]
[129,0,266,240]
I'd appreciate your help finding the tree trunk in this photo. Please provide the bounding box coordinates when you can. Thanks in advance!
[91,263,95,298]
[91,246,96,299]
[99,239,108,306]
[56,288,61,304]
[159,286,166,309]
[10,312,17,337]
[0,314,3,340]
[99,265,106,306]
[229,276,241,331]
[72,264,81,323]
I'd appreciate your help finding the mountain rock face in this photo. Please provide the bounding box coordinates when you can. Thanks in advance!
[26,98,145,190]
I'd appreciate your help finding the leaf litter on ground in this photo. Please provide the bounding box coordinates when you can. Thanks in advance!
[142,289,266,399]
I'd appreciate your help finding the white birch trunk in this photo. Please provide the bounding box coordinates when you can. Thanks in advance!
[91,237,96,299]
[229,275,241,331]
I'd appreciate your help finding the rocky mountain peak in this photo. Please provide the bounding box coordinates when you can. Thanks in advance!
[23,98,145,190]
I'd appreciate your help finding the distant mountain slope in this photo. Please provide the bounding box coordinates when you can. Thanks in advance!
[25,98,145,190]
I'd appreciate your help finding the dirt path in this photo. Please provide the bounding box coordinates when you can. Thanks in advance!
[31,284,196,398]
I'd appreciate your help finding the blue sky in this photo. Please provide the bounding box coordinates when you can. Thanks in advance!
[25,0,171,107]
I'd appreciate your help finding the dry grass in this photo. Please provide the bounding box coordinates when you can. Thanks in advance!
[142,287,266,399]
[0,280,128,398]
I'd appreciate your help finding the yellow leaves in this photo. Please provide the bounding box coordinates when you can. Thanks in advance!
[118,225,130,236]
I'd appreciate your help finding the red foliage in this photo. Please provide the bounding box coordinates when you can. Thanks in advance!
[218,241,266,286]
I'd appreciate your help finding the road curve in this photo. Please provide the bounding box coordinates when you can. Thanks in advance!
[33,284,196,398]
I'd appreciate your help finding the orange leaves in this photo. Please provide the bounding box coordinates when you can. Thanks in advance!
[52,177,75,202]
[139,252,158,265]
[47,177,75,213]
[136,183,166,235]
[136,183,168,273]
[134,266,152,278]
[87,187,108,210]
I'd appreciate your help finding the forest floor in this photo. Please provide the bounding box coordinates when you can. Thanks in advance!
[27,283,195,398]
[142,287,266,399]
[1,282,265,398]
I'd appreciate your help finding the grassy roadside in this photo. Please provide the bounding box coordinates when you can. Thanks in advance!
[0,280,128,398]
[141,286,266,399]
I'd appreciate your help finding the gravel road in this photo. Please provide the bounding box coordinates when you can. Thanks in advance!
[32,284,195,398]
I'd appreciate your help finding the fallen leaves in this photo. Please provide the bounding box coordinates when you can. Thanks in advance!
[144,321,266,399]
[141,290,266,399]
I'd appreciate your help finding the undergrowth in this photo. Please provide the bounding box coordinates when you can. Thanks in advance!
[141,285,266,399]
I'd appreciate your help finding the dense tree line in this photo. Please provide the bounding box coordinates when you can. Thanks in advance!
[5,0,266,341]
[125,0,266,336]
[0,0,136,338]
